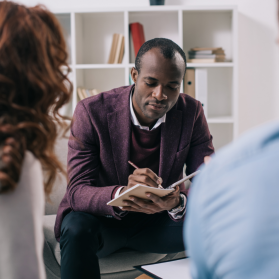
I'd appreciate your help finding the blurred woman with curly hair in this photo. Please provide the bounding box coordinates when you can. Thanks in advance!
[0,1,72,278]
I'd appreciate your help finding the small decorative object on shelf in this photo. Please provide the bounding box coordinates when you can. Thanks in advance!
[187,47,226,63]
[149,0,165,5]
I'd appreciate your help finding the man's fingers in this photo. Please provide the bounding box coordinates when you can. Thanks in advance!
[133,168,163,186]
[145,192,162,204]
[130,173,158,188]
[122,199,141,210]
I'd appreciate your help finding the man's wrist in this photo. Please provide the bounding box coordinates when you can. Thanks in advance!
[169,194,184,213]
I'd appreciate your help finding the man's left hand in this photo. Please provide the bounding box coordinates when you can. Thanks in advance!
[122,186,180,214]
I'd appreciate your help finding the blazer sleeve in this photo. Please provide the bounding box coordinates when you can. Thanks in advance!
[186,101,214,175]
[66,101,122,219]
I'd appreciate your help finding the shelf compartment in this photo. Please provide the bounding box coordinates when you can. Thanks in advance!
[75,12,125,64]
[187,62,233,68]
[208,123,233,150]
[55,13,72,64]
[75,64,126,69]
[207,67,233,118]
[207,117,234,123]
[76,68,125,95]
[183,10,233,62]
[128,11,179,63]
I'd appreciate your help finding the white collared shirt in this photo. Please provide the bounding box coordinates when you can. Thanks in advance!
[129,90,166,131]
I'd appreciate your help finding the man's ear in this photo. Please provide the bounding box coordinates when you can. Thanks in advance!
[131,67,138,84]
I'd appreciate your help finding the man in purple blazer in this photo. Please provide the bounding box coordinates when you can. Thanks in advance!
[55,38,214,279]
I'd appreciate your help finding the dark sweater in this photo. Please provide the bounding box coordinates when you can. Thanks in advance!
[129,123,161,176]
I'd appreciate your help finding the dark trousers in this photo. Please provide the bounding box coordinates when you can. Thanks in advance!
[60,211,184,279]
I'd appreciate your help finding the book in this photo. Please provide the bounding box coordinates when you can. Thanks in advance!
[82,88,92,98]
[190,47,225,54]
[130,22,145,57]
[118,35,125,63]
[77,87,86,100]
[108,34,119,64]
[188,58,215,63]
[188,47,225,62]
[77,87,100,100]
[188,54,225,59]
[114,34,124,64]
[184,69,195,99]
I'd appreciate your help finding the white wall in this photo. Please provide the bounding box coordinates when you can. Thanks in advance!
[14,0,279,135]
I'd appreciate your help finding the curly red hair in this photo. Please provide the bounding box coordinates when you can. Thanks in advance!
[0,1,72,195]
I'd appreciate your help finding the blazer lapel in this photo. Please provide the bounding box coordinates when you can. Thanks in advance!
[159,107,182,187]
[107,87,132,186]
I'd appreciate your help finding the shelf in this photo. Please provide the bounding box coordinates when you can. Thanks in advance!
[53,5,238,147]
[75,64,126,69]
[187,62,234,68]
[207,117,234,123]
[128,63,234,68]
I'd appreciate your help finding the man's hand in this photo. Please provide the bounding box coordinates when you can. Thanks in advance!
[120,168,163,194]
[122,186,180,214]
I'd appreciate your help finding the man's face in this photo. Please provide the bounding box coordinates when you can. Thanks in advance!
[131,48,185,127]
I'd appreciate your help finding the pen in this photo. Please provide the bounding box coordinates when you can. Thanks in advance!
[128,160,163,189]
[165,170,200,190]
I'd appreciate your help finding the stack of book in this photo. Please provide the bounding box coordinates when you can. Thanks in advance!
[187,47,226,63]
[129,22,145,57]
[77,87,100,101]
[108,34,125,64]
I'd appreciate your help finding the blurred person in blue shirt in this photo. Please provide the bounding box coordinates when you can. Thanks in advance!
[184,1,279,274]
[185,122,279,278]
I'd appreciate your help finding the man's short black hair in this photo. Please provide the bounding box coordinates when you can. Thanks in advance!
[135,38,187,74]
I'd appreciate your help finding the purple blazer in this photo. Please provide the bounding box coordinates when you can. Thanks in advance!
[54,85,214,240]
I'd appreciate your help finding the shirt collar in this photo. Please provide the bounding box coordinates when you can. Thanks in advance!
[130,89,166,131]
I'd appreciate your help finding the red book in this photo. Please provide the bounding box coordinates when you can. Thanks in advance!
[129,22,145,57]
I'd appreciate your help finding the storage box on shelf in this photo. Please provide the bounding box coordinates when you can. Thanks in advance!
[53,6,237,151]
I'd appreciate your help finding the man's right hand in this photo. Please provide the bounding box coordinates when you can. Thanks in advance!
[120,168,163,194]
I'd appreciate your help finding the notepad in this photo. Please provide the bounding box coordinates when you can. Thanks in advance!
[107,185,174,207]
[107,171,200,207]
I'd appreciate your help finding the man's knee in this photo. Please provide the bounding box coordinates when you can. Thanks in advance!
[61,211,101,242]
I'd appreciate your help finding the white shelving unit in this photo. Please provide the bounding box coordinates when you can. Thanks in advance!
[54,5,238,150]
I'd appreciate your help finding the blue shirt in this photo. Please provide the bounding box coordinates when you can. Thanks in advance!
[184,121,279,279]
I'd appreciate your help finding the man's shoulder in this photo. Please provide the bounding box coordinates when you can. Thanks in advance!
[82,85,131,107]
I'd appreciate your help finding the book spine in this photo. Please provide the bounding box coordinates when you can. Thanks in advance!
[130,22,145,57]
[108,34,118,64]
[118,36,125,63]
[114,34,123,64]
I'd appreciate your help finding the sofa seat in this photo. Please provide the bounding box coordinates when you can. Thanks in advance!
[44,214,186,279]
